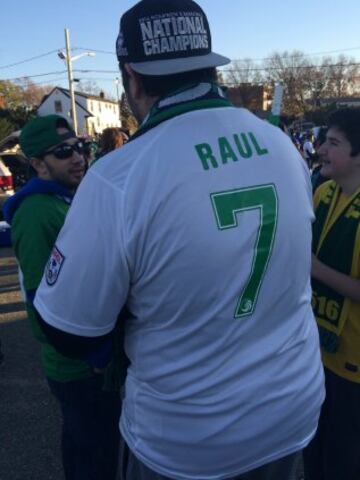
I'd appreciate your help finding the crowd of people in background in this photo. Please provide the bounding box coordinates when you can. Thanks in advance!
[284,125,330,192]
[80,127,130,166]
[1,1,360,480]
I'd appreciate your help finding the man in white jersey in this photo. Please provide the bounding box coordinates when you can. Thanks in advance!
[34,0,325,479]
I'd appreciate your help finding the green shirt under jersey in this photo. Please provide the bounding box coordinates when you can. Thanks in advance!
[12,193,91,382]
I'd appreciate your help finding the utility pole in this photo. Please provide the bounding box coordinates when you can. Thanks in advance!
[64,28,78,135]
[115,78,122,124]
[268,84,284,127]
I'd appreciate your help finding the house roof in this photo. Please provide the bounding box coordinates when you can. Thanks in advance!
[37,87,93,117]
[52,87,118,104]
[70,89,119,104]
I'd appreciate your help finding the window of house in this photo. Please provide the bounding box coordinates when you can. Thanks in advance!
[97,118,101,127]
[98,103,102,113]
[54,100,62,113]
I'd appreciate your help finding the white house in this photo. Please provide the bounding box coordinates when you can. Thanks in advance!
[37,87,121,135]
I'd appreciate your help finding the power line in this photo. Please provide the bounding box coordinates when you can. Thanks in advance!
[22,73,360,89]
[74,69,118,74]
[2,69,117,82]
[75,63,360,74]
[74,47,116,56]
[7,75,360,96]
[0,49,62,70]
[0,47,85,70]
[75,45,360,62]
[232,47,360,63]
[3,61,360,84]
[224,62,360,74]
[18,77,69,86]
[1,44,359,73]
[5,70,67,81]
[62,62,360,75]
[77,77,120,82]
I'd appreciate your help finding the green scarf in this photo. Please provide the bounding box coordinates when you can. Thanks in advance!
[312,181,360,352]
[129,82,232,142]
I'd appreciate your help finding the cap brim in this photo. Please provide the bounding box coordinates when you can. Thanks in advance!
[129,52,230,76]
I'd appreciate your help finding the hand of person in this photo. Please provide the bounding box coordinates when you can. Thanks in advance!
[86,340,113,372]
[311,254,324,280]
[311,253,360,303]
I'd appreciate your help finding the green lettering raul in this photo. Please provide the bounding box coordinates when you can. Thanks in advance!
[249,132,268,156]
[234,133,252,159]
[219,137,238,164]
[195,143,218,170]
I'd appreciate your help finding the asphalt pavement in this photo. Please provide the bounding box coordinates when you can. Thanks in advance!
[0,247,63,480]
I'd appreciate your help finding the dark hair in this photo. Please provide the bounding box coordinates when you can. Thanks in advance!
[100,127,127,155]
[120,61,218,98]
[327,108,360,157]
[56,117,72,131]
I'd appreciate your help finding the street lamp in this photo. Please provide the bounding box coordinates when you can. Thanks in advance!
[58,29,95,135]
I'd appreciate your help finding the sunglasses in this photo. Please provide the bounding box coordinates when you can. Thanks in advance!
[43,140,85,160]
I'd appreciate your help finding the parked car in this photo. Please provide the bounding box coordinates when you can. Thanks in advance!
[0,129,30,222]
[0,153,31,221]
[0,153,30,191]
[0,158,14,195]
[0,158,14,222]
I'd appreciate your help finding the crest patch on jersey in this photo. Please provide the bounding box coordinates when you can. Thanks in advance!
[45,246,65,286]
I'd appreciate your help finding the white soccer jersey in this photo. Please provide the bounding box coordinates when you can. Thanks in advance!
[35,104,324,479]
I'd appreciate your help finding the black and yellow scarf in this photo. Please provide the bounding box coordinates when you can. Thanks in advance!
[312,181,360,352]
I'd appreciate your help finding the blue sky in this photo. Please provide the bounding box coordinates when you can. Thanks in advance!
[1,0,360,99]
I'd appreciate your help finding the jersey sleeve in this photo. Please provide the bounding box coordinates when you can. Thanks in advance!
[34,170,130,337]
[11,197,62,293]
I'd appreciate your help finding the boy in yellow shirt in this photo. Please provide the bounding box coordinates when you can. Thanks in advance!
[304,108,360,480]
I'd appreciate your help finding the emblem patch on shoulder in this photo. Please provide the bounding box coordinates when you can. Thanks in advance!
[46,246,65,286]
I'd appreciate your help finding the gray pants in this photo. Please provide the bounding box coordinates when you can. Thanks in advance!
[118,440,300,480]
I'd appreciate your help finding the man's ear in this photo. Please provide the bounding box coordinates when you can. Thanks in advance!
[124,63,143,100]
[30,157,46,176]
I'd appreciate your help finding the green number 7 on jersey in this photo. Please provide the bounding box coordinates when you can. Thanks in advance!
[211,184,278,318]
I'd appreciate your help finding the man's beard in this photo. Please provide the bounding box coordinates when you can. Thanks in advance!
[125,90,143,124]
[44,161,83,192]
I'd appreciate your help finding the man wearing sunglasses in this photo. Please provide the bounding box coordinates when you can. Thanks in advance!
[3,114,120,480]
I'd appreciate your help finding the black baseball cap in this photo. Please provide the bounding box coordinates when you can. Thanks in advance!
[116,0,230,76]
